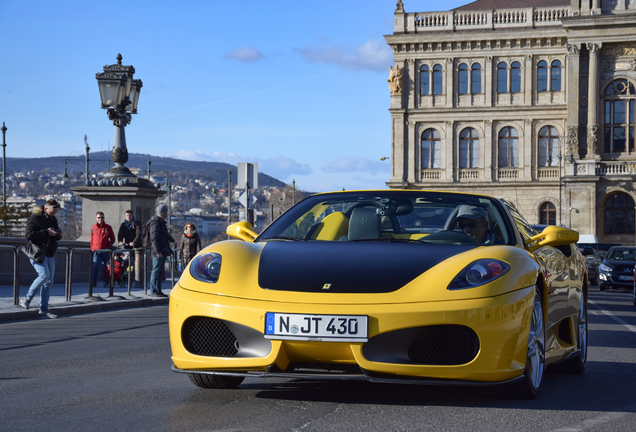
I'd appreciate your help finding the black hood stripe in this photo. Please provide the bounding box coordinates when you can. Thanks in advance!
[258,241,476,294]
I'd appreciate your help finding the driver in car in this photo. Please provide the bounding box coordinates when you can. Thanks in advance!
[454,205,503,245]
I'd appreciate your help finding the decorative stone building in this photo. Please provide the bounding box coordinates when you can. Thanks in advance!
[385,0,636,245]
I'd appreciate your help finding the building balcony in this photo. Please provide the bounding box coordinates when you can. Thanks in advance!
[595,161,636,176]
[397,6,570,34]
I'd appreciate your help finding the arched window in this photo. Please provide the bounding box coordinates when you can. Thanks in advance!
[539,202,556,225]
[432,64,443,95]
[498,127,519,167]
[604,79,636,154]
[458,63,468,94]
[459,128,479,168]
[538,126,559,166]
[537,60,548,92]
[604,193,635,234]
[420,65,430,95]
[471,64,482,94]
[422,129,441,169]
[551,60,562,91]
[497,62,508,93]
[510,61,521,93]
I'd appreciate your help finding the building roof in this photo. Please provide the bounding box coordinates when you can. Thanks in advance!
[453,0,570,10]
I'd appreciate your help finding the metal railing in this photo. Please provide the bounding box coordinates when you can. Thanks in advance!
[0,245,20,305]
[5,244,181,305]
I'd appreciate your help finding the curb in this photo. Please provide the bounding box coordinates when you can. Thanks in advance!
[0,296,170,322]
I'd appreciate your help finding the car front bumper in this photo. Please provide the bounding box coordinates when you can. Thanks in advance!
[169,283,535,384]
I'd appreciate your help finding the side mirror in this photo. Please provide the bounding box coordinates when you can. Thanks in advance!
[227,221,257,242]
[524,225,579,252]
[581,247,595,256]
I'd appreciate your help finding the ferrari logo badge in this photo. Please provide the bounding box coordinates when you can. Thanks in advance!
[322,283,332,290]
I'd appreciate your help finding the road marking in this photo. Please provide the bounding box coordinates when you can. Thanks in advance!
[588,299,636,334]
[550,401,636,431]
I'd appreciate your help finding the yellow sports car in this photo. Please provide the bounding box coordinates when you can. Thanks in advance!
[169,190,589,399]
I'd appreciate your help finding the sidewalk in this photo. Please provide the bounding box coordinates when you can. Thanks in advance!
[0,282,171,322]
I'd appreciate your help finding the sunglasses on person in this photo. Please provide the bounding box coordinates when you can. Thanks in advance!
[457,221,478,229]
[97,216,104,219]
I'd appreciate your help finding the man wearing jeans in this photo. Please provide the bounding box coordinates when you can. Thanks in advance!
[20,199,63,318]
[147,204,174,297]
[90,212,115,287]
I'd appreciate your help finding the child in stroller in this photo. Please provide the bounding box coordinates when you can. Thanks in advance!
[104,251,130,288]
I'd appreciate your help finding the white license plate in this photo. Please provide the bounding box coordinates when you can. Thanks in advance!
[265,313,368,342]
[618,275,632,281]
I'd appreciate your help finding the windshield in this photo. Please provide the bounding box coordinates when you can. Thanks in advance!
[606,248,636,261]
[258,191,513,246]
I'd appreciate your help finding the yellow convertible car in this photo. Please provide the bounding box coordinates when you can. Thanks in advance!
[169,190,589,399]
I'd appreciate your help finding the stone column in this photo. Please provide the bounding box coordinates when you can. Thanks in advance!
[446,58,454,108]
[524,119,533,179]
[566,43,581,160]
[407,121,417,183]
[586,42,602,160]
[524,54,533,106]
[391,114,406,185]
[485,56,493,107]
[484,120,493,180]
[407,59,416,109]
[445,121,454,181]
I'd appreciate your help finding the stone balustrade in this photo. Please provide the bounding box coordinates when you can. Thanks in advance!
[404,7,571,33]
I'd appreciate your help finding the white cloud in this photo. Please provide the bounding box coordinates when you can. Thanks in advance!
[224,47,264,63]
[294,39,392,72]
[321,156,387,174]
[169,150,312,181]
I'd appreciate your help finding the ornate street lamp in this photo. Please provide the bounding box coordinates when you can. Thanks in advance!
[95,54,143,178]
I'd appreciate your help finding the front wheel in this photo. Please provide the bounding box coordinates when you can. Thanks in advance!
[188,373,245,389]
[503,290,545,399]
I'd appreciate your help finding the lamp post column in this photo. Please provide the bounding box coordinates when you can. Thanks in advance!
[1,122,6,207]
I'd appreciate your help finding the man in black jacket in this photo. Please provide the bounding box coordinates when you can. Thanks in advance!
[117,209,142,287]
[20,199,62,318]
[147,204,174,297]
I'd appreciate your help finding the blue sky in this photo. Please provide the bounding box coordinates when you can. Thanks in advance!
[0,0,470,192]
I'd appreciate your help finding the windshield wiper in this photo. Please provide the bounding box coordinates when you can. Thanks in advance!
[263,236,304,241]
[389,237,427,243]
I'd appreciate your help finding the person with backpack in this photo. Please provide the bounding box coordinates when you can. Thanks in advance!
[117,209,143,288]
[20,199,62,319]
[145,204,175,297]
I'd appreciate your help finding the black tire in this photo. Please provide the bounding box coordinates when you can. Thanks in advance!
[187,373,245,389]
[558,290,587,374]
[599,284,607,291]
[502,290,545,399]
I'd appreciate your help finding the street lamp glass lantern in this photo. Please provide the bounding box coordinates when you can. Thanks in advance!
[126,79,143,113]
[95,72,127,108]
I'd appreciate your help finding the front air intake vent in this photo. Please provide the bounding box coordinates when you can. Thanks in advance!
[182,317,239,357]
[407,325,479,365]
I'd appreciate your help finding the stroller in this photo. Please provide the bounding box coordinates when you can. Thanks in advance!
[104,251,130,288]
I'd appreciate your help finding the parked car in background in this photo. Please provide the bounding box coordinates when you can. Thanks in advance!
[584,249,605,286]
[599,247,636,291]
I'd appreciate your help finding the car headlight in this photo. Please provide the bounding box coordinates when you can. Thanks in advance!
[190,253,222,283]
[447,259,510,290]
[599,263,613,272]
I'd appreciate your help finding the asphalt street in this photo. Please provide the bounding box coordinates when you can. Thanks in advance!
[1,289,636,431]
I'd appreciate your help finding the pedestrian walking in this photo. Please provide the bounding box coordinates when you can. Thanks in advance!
[117,209,143,287]
[179,222,202,266]
[20,199,62,319]
[90,211,115,287]
[147,204,175,297]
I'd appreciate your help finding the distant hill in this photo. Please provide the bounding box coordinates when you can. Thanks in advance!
[4,152,287,188]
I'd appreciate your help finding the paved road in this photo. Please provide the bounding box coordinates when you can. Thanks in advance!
[2,289,636,432]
